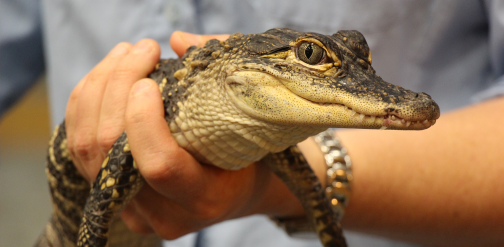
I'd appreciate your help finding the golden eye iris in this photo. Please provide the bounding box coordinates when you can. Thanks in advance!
[298,42,325,65]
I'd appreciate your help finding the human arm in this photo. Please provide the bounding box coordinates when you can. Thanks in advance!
[333,96,504,247]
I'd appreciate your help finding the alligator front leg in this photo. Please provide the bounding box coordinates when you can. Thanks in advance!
[263,146,347,247]
[76,132,162,247]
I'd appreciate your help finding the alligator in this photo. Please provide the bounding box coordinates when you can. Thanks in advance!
[35,28,440,247]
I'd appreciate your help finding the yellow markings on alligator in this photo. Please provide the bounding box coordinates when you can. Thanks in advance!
[101,156,109,168]
[59,138,70,159]
[123,143,130,152]
[174,68,188,81]
[100,170,108,182]
[321,233,334,246]
[106,177,116,187]
[261,50,290,59]
[211,50,221,59]
[46,168,58,187]
[52,199,80,233]
[316,218,327,232]
[323,67,339,77]
[159,78,168,92]
[112,189,120,199]
[129,174,136,183]
[48,126,64,171]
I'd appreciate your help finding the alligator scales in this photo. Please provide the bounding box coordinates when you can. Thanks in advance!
[35,28,440,247]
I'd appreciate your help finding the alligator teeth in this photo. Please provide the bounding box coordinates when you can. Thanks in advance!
[432,119,436,124]
[406,121,411,127]
[344,106,348,110]
[422,119,428,124]
[351,110,356,116]
[380,126,387,130]
[359,114,365,121]
[370,116,376,122]
[401,119,405,124]
[390,115,396,120]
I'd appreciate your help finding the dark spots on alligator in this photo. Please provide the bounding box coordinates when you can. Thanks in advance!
[202,48,212,56]
[117,173,131,185]
[385,108,401,115]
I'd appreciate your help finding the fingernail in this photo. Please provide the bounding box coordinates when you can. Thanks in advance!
[110,43,130,55]
[131,79,152,96]
[133,40,153,54]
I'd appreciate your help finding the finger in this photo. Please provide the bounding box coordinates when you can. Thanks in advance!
[124,79,218,236]
[97,39,161,158]
[128,183,206,240]
[69,42,132,180]
[125,78,209,200]
[170,31,230,57]
[120,200,154,234]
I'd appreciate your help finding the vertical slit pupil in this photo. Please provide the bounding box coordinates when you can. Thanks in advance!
[305,43,313,58]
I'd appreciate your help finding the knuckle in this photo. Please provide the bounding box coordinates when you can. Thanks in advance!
[96,126,121,152]
[140,158,178,183]
[124,219,154,235]
[71,133,97,160]
[192,201,225,223]
[86,69,110,85]
[151,219,190,240]
[121,205,155,235]
[126,110,149,126]
[110,66,138,82]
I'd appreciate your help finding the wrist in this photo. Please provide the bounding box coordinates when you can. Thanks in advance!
[271,130,353,236]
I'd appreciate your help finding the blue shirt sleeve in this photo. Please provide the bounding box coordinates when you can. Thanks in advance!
[0,0,45,117]
[472,0,504,102]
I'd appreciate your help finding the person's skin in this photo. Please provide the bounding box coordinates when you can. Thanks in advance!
[65,31,504,247]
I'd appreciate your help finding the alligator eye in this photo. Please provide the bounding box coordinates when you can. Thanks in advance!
[298,42,325,65]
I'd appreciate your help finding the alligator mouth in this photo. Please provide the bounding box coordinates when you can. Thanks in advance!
[340,103,437,129]
[310,100,437,130]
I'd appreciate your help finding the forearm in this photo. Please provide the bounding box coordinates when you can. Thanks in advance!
[335,96,504,246]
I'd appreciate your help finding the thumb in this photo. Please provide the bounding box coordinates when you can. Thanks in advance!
[125,78,179,173]
[170,31,230,57]
[125,78,207,200]
[125,78,169,146]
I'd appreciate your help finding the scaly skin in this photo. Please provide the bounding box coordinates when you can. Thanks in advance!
[36,28,440,247]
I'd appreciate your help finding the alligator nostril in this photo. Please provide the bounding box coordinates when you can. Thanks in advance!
[404,92,425,101]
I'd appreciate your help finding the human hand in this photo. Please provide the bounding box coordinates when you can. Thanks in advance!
[65,32,306,239]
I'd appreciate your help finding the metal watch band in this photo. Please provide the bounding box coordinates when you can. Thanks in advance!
[314,129,353,221]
